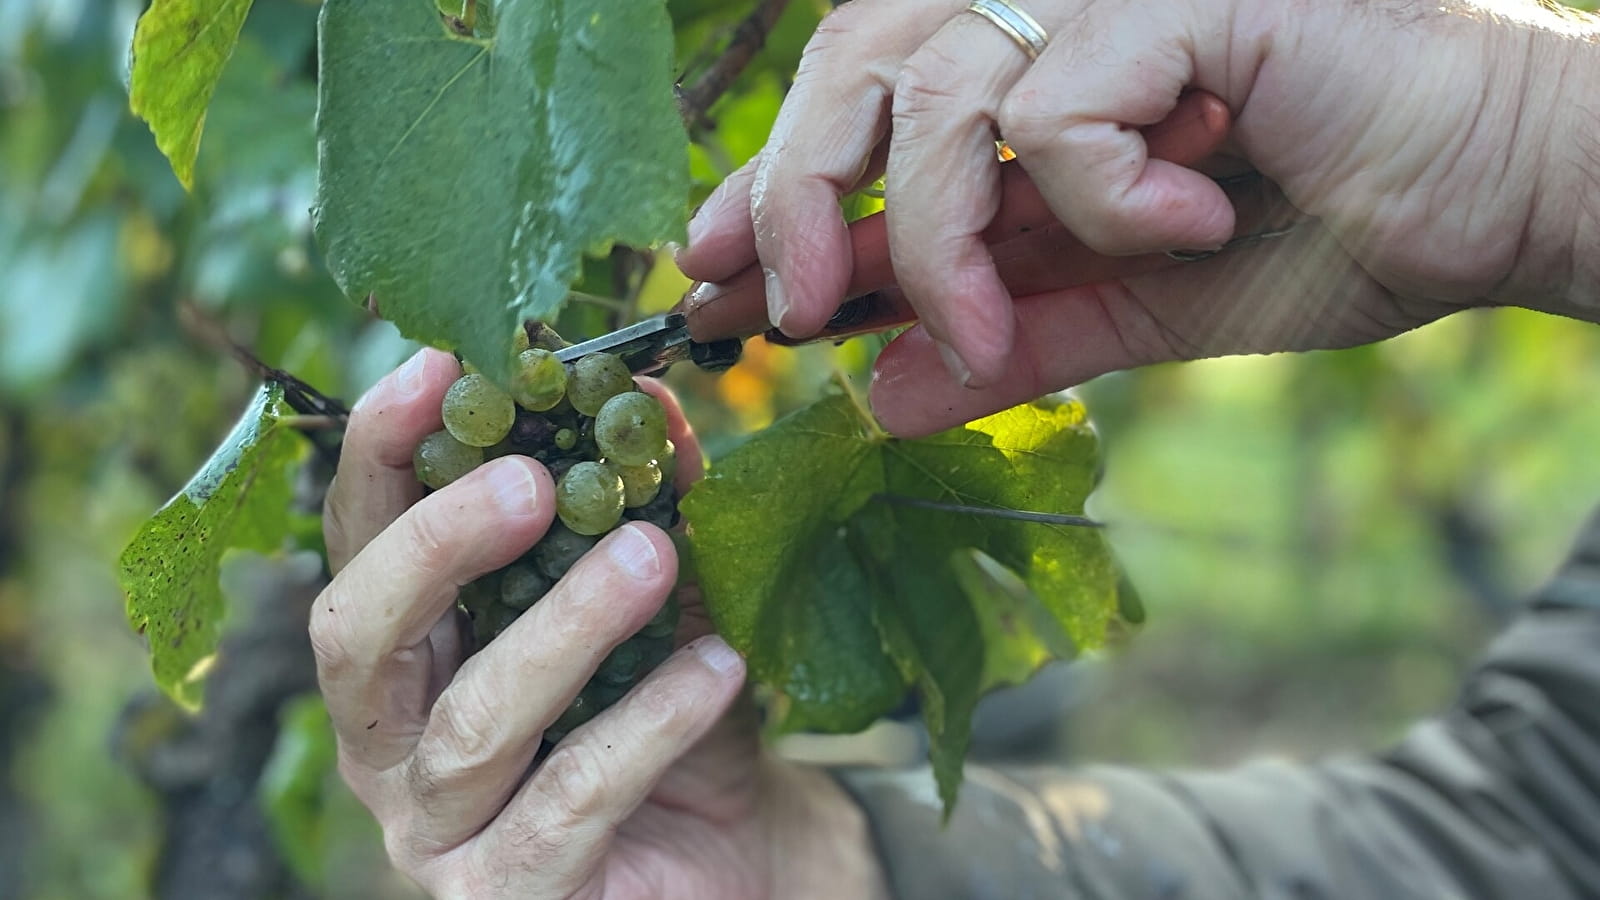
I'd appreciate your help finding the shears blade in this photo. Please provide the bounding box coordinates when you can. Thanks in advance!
[554,313,743,377]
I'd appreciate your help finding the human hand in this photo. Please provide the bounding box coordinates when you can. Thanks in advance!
[680,90,1236,344]
[311,349,887,899]
[678,0,1598,435]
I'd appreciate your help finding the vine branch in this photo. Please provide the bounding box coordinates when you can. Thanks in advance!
[178,302,350,468]
[677,0,793,131]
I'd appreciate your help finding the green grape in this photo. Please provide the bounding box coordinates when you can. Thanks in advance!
[471,602,520,646]
[594,391,668,466]
[657,439,677,486]
[483,438,516,460]
[639,595,679,639]
[458,571,507,646]
[547,689,601,740]
[624,487,679,531]
[588,680,630,708]
[507,411,556,452]
[616,460,663,508]
[636,633,674,672]
[442,374,516,447]
[555,461,625,536]
[425,323,691,747]
[500,562,550,611]
[545,456,579,486]
[457,571,500,615]
[534,522,599,580]
[595,638,647,686]
[412,430,483,489]
[511,348,567,412]
[573,417,598,457]
[512,324,532,355]
[567,353,634,416]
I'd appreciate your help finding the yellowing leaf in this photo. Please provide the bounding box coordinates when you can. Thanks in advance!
[128,0,256,189]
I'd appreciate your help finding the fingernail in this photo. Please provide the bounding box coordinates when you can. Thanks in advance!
[867,366,898,424]
[693,635,743,677]
[934,339,972,387]
[607,523,661,580]
[487,458,539,517]
[394,349,429,399]
[684,280,726,313]
[663,241,684,264]
[764,269,788,330]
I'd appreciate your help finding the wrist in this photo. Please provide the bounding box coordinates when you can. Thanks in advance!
[762,760,891,900]
[1495,8,1600,320]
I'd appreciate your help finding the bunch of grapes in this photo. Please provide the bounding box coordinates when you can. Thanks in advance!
[411,323,680,743]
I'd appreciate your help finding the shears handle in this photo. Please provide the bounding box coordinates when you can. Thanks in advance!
[681,90,1235,346]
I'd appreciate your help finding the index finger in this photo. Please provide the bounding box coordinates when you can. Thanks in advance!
[324,348,460,573]
[681,92,1233,344]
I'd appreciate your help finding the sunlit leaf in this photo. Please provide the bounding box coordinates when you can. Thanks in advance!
[682,390,1121,811]
[129,0,257,189]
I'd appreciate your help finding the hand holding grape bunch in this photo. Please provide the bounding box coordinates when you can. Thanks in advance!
[417,327,685,741]
[309,341,887,898]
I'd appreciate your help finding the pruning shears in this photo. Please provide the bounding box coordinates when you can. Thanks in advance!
[561,91,1300,377]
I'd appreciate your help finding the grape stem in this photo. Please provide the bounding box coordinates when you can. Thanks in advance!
[871,494,1104,529]
[676,0,793,132]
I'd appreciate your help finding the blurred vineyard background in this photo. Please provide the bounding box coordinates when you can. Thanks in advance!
[2,0,1598,897]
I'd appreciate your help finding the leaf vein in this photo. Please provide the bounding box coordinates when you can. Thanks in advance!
[381,47,489,166]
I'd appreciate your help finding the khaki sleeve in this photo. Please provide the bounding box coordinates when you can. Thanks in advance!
[837,511,1600,899]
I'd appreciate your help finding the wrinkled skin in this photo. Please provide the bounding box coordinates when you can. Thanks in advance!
[311,349,885,899]
[678,0,1598,436]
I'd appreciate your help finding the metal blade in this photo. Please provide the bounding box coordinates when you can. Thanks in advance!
[555,313,744,377]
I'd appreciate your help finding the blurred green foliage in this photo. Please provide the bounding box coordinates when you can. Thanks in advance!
[1,0,1598,897]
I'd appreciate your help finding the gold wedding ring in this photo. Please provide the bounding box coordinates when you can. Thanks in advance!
[965,0,1049,60]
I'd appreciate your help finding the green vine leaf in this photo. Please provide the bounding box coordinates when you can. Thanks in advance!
[682,392,1122,812]
[313,0,689,381]
[119,384,308,710]
[128,0,257,189]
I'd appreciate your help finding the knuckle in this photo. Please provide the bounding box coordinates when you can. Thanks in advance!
[626,680,689,739]
[535,743,606,822]
[400,505,461,578]
[892,53,964,119]
[440,855,510,900]
[496,814,576,865]
[382,821,429,872]
[308,591,356,673]
[997,90,1061,152]
[383,823,468,881]
[382,824,412,865]
[411,681,505,793]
